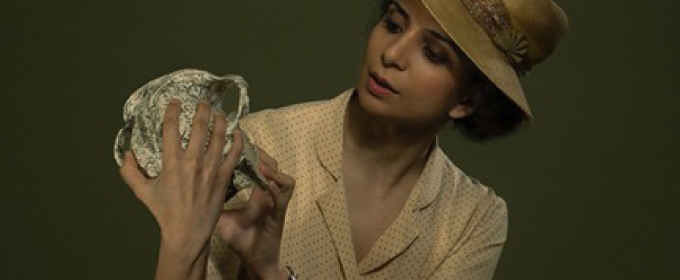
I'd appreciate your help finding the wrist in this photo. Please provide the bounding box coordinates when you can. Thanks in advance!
[247,265,289,280]
[159,233,210,264]
[272,266,289,280]
[284,266,298,280]
[156,239,210,280]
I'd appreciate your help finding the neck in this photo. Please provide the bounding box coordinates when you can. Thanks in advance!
[343,93,445,188]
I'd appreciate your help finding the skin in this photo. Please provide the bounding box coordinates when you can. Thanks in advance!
[344,0,477,261]
[119,0,479,277]
[120,100,294,280]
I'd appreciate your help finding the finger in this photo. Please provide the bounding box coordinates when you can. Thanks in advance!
[205,110,227,167]
[216,130,244,188]
[162,99,182,163]
[256,147,278,172]
[185,101,211,160]
[246,186,273,220]
[202,112,228,201]
[265,180,282,208]
[260,165,295,194]
[259,166,295,216]
[262,181,290,223]
[216,209,248,244]
[119,151,150,196]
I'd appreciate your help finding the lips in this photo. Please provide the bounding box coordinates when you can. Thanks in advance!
[369,71,398,95]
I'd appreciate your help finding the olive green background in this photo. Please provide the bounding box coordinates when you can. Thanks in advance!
[1,0,678,279]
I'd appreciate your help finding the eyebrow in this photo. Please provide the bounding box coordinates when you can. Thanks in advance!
[392,1,410,20]
[392,1,461,54]
[428,29,461,54]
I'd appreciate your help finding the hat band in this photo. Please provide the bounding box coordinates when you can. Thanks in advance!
[460,0,530,75]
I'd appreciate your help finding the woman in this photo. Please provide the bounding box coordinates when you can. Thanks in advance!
[120,0,568,279]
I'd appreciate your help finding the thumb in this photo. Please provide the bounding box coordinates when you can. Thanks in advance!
[119,151,149,196]
[216,210,248,244]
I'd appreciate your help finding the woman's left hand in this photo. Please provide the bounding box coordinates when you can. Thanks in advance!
[216,148,295,280]
[120,101,245,279]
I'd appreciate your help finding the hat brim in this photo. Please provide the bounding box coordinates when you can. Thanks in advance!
[421,0,532,118]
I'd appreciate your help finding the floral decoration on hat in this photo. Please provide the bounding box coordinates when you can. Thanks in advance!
[492,29,530,75]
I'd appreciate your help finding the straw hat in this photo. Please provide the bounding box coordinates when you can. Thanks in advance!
[421,0,568,118]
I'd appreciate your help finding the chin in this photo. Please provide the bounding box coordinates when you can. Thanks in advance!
[353,87,396,119]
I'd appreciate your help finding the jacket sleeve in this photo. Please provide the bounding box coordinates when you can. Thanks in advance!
[429,195,508,280]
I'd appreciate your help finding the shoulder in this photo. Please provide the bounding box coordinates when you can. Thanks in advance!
[450,162,506,213]
[410,150,508,275]
[421,162,508,279]
[426,151,508,234]
[237,90,351,166]
[241,93,342,134]
[428,148,506,208]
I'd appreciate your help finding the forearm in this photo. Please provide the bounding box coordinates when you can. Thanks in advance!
[154,239,210,280]
[239,264,289,280]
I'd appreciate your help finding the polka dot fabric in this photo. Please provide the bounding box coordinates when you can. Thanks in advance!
[207,90,508,279]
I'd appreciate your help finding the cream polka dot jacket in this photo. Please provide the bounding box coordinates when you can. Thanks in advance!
[208,90,508,279]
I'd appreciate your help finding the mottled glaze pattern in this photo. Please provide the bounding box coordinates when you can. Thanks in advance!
[114,69,266,201]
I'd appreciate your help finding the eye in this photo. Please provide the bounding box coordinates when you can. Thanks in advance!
[382,17,403,33]
[424,47,449,64]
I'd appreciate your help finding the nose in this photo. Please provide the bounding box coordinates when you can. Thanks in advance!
[381,31,417,71]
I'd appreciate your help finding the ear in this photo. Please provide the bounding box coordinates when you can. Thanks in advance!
[449,88,480,119]
[448,102,475,119]
[449,69,482,119]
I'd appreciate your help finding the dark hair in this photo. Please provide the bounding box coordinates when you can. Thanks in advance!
[374,0,527,141]
[454,73,526,141]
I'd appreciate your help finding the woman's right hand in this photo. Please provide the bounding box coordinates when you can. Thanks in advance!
[216,148,296,280]
[120,100,244,279]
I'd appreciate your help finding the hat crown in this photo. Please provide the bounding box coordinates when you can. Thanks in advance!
[505,0,568,65]
[462,0,569,68]
[420,0,569,117]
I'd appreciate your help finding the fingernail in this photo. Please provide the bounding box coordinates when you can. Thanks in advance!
[170,98,180,104]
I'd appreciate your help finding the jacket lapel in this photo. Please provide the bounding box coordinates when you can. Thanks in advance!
[358,144,446,274]
[315,177,360,276]
[311,90,447,275]
[312,90,360,275]
[357,207,420,274]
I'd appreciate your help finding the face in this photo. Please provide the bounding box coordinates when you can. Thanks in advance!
[356,0,476,126]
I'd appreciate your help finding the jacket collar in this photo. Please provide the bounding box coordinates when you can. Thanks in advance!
[313,89,352,182]
[313,89,444,211]
[313,89,450,274]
